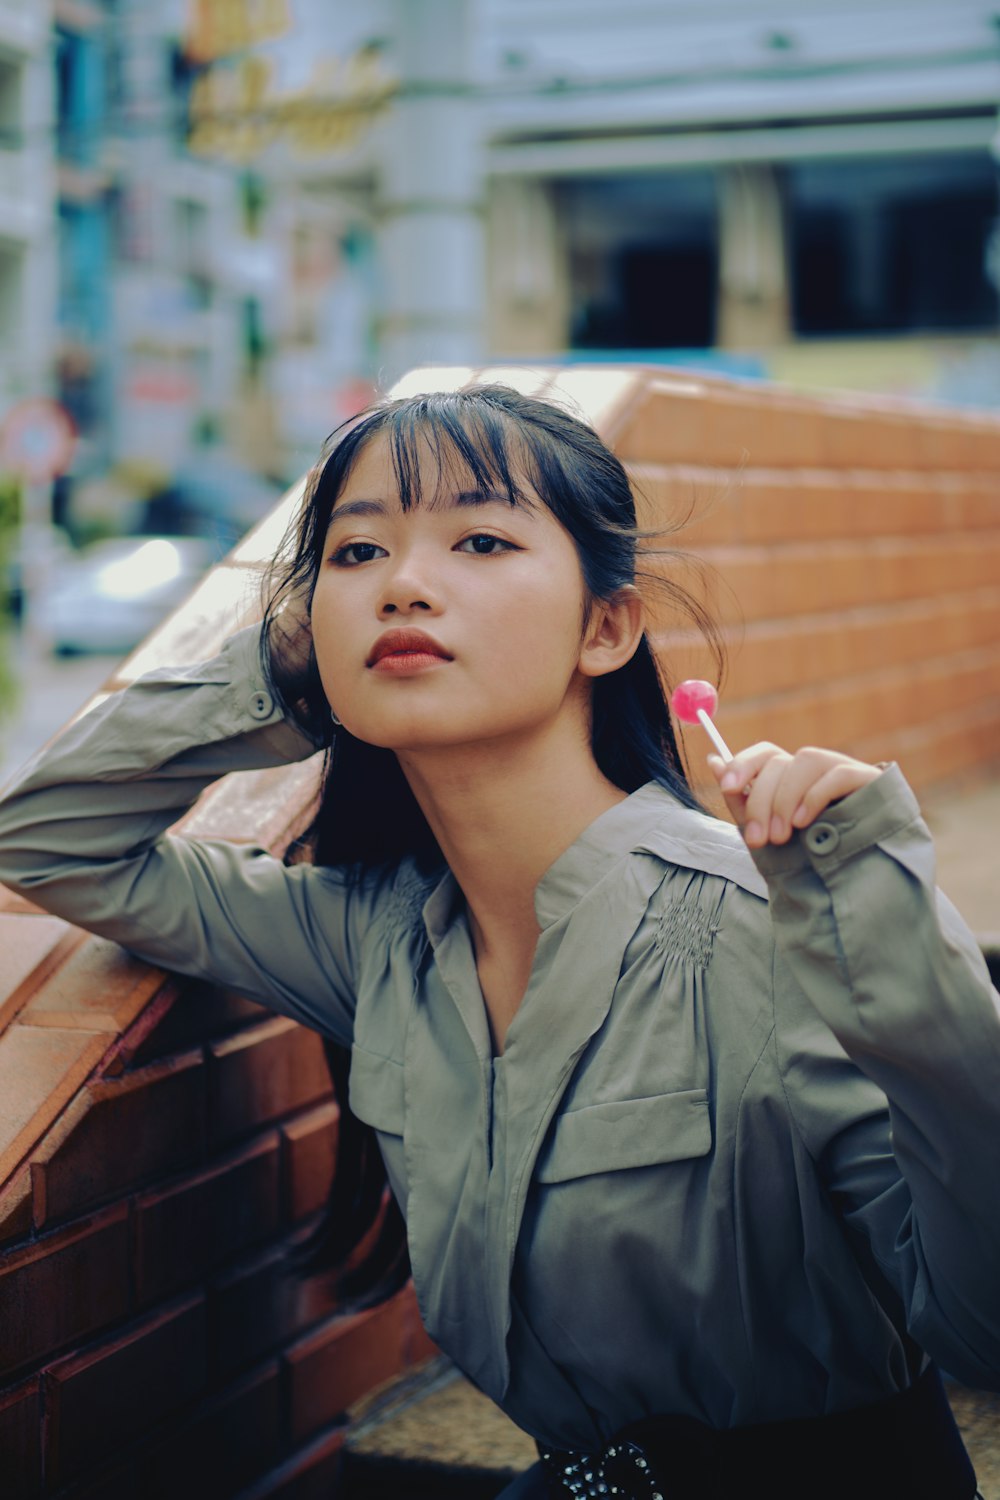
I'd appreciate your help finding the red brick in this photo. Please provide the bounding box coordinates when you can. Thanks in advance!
[614,380,712,466]
[677,591,1000,704]
[31,1047,206,1229]
[0,1203,130,1381]
[44,1293,208,1488]
[209,1238,337,1383]
[134,1133,282,1306]
[0,1024,111,1188]
[136,1359,282,1498]
[123,983,269,1072]
[174,756,322,853]
[20,934,167,1033]
[0,1169,33,1249]
[0,913,78,1029]
[853,698,1000,793]
[715,647,1000,770]
[682,537,1000,626]
[701,387,792,470]
[208,1018,332,1148]
[281,1100,338,1224]
[0,1376,41,1497]
[284,1291,409,1446]
[231,1422,346,1500]
[100,983,177,1076]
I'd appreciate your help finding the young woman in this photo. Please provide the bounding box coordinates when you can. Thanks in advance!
[0,385,997,1500]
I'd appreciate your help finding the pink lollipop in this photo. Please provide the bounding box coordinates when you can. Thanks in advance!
[671,679,734,763]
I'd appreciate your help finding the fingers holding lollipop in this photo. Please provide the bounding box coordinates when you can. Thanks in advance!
[670,680,883,849]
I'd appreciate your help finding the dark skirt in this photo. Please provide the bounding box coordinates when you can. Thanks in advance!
[497,1366,978,1500]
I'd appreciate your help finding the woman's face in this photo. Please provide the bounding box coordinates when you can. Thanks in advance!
[309,429,598,754]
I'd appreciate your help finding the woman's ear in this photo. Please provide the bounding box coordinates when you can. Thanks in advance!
[578,586,645,679]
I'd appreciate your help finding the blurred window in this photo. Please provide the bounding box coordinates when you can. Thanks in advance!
[56,29,102,167]
[790,152,999,336]
[561,172,718,350]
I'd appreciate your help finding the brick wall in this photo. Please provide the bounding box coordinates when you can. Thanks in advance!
[0,905,436,1499]
[605,371,1000,792]
[2,364,999,1496]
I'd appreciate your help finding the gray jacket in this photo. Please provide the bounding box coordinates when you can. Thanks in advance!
[0,626,998,1452]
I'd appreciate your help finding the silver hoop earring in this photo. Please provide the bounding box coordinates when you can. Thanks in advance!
[330,707,342,728]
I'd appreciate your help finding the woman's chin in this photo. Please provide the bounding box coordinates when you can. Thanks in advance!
[345,712,525,756]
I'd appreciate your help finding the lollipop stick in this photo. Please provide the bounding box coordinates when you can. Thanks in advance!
[696,708,734,763]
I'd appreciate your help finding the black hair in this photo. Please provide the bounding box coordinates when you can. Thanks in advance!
[264,384,722,1303]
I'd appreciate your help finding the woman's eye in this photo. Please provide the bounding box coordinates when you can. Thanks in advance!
[329,541,386,566]
[456,533,516,556]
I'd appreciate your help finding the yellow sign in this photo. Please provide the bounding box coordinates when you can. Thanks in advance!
[188,48,397,159]
[186,0,290,63]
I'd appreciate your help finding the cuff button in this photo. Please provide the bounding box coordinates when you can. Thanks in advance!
[804,821,839,855]
[249,689,274,720]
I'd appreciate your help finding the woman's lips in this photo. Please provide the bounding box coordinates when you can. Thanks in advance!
[371,650,450,673]
[367,630,452,671]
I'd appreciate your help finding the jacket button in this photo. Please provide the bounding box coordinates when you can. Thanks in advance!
[248,689,274,720]
[805,821,839,855]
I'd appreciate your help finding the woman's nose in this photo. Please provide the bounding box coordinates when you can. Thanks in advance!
[376,551,442,616]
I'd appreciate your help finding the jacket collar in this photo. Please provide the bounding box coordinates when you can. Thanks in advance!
[422,780,766,948]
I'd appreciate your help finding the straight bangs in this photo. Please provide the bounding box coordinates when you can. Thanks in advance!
[380,396,537,515]
[291,388,639,606]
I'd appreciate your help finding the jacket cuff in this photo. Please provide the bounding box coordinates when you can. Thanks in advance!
[749,763,921,880]
[217,625,323,760]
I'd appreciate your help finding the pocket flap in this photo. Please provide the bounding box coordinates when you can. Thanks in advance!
[349,1045,405,1135]
[536,1088,711,1183]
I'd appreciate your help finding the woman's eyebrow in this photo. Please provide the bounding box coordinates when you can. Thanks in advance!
[329,488,532,522]
[450,487,532,511]
[328,498,389,523]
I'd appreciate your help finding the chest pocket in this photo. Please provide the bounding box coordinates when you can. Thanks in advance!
[349,1045,405,1136]
[535,1088,711,1183]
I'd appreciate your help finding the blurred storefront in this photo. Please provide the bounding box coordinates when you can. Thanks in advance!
[8,0,1000,520]
[477,0,1000,404]
[214,0,1000,406]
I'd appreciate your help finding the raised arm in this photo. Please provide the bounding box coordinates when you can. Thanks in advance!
[750,766,1000,1388]
[0,625,366,1045]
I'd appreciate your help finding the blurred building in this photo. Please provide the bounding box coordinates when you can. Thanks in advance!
[239,0,1000,406]
[97,0,282,482]
[41,0,291,537]
[9,0,1000,514]
[0,2,57,421]
[476,0,1000,403]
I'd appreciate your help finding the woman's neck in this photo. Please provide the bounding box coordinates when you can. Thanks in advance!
[399,722,627,1052]
[398,722,627,954]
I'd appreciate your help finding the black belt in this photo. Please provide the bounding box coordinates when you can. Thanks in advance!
[539,1366,977,1500]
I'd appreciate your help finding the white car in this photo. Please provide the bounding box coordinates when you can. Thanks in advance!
[43,536,217,655]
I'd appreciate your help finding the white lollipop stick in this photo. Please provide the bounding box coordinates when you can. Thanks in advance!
[696,708,734,763]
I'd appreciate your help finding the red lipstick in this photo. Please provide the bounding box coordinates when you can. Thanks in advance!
[367,628,452,672]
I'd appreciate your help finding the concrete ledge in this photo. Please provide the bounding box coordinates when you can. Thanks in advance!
[341,1357,536,1499]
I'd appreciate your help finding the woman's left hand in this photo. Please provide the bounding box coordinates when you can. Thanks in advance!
[707,744,884,848]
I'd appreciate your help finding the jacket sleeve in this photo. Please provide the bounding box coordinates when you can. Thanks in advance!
[755,765,1000,1388]
[0,625,368,1045]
